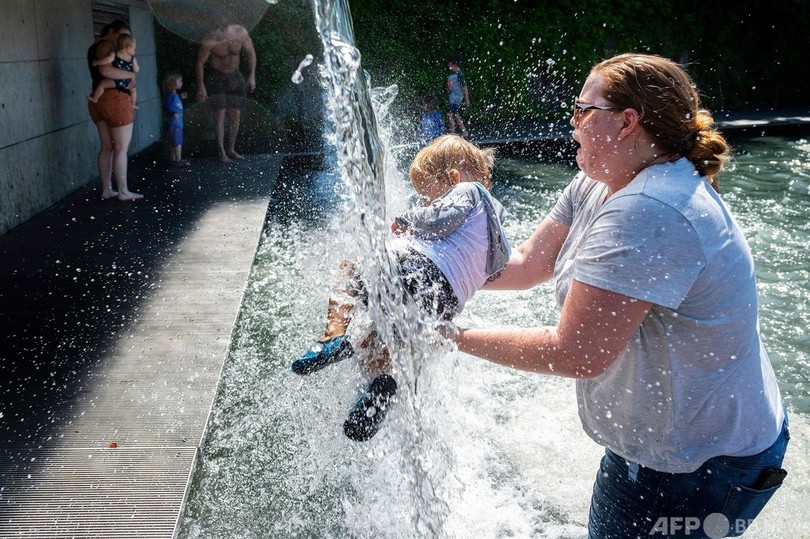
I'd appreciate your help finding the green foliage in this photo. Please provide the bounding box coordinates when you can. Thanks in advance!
[154,0,809,133]
[347,0,810,126]
[250,1,322,106]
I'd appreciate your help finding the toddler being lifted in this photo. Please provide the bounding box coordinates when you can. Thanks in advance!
[292,135,511,441]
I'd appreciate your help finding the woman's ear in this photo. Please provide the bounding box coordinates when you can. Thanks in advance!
[447,168,462,185]
[617,108,641,140]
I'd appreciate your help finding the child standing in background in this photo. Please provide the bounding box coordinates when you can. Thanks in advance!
[88,34,139,109]
[162,72,189,167]
[446,54,470,139]
[419,94,445,147]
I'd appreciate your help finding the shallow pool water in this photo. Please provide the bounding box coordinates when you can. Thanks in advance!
[179,134,810,538]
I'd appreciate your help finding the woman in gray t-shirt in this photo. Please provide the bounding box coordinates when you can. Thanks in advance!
[450,53,787,538]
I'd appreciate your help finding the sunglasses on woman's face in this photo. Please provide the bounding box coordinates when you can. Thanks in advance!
[572,101,621,123]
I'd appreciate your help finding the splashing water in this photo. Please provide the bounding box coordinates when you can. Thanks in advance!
[312,0,457,534]
[291,54,315,84]
[179,136,810,539]
[177,2,810,537]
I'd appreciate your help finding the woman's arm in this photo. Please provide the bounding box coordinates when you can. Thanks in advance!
[483,215,569,290]
[456,279,651,378]
[99,65,136,80]
[92,52,115,67]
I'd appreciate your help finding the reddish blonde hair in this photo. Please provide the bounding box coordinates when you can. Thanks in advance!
[116,34,135,52]
[593,53,730,192]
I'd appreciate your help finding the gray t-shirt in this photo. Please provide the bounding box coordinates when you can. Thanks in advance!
[549,159,783,473]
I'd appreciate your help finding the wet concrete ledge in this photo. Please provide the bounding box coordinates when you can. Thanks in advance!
[0,153,287,537]
[472,107,810,144]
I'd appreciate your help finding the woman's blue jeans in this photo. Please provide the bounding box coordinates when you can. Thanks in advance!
[588,417,789,539]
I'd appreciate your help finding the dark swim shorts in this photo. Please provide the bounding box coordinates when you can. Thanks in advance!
[204,70,247,110]
[350,248,458,321]
[88,89,134,128]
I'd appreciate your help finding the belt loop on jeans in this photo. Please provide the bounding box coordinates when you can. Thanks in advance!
[627,461,640,482]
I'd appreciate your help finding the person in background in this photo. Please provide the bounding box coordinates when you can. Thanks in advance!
[419,93,445,147]
[87,20,143,201]
[195,17,257,163]
[162,72,189,167]
[446,54,470,139]
[447,53,788,538]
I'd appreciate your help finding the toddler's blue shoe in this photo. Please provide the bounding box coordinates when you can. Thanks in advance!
[343,374,398,442]
[291,335,353,375]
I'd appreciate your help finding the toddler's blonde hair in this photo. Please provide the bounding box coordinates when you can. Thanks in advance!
[116,34,135,52]
[162,72,182,94]
[409,135,495,193]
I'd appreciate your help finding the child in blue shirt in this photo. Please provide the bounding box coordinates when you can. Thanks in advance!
[419,94,445,147]
[162,72,188,167]
[446,54,470,139]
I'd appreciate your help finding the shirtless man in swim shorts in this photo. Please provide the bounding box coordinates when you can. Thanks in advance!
[195,19,257,163]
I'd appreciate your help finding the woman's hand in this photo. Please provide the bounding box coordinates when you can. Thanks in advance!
[435,321,460,341]
[390,220,411,236]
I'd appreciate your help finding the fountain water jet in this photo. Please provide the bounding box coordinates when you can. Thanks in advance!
[312,0,459,534]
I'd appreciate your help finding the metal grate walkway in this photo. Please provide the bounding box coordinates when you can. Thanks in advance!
[0,154,283,537]
[0,447,196,538]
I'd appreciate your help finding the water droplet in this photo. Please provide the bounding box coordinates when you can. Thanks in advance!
[292,54,315,84]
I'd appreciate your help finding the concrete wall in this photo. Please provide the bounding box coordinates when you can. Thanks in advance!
[0,0,160,235]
